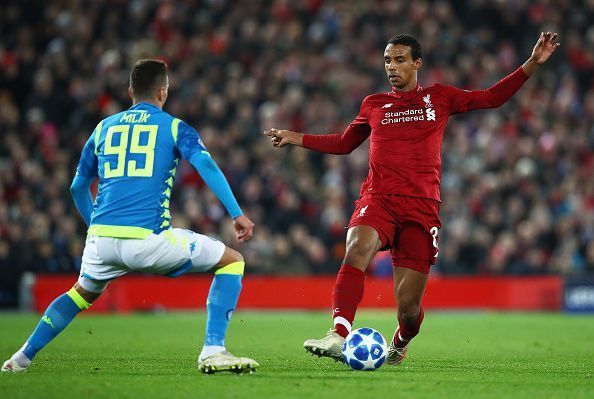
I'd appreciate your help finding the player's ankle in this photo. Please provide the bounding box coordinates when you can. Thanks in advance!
[393,330,410,348]
[12,349,32,368]
[334,324,350,338]
[199,345,225,360]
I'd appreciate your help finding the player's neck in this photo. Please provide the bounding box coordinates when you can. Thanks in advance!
[392,79,418,93]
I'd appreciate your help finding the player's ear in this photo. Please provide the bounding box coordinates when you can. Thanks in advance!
[413,58,422,70]
[157,86,165,102]
[128,86,134,99]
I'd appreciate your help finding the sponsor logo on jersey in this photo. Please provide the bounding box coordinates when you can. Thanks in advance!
[381,104,437,124]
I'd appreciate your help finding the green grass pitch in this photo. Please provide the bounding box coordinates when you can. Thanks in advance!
[0,311,592,398]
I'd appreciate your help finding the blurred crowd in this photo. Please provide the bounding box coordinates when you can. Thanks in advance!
[1,0,594,304]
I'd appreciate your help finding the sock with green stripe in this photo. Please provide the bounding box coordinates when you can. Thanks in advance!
[20,288,91,362]
[200,261,243,359]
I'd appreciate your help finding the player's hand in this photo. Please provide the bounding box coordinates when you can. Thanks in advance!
[263,128,303,148]
[233,215,254,243]
[530,32,560,65]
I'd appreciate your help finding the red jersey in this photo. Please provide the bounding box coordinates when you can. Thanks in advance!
[302,67,529,201]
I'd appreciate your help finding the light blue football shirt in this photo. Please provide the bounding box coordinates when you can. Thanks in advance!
[76,102,207,238]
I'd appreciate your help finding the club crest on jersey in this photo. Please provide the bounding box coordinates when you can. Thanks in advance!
[423,94,433,108]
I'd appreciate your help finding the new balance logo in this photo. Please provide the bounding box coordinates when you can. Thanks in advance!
[358,205,368,217]
[426,108,436,121]
[381,103,393,109]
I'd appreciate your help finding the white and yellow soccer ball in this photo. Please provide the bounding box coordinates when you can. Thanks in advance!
[342,327,388,371]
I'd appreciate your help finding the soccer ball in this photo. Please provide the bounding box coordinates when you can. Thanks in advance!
[342,327,387,371]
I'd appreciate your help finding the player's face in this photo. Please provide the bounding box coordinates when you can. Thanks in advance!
[384,44,421,90]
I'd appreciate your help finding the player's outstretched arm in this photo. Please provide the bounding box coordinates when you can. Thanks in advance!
[446,32,560,113]
[264,125,369,155]
[522,32,560,77]
[263,129,304,148]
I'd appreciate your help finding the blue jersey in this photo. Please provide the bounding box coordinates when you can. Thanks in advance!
[76,102,208,239]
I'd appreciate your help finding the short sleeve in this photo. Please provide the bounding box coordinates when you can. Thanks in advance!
[176,121,208,160]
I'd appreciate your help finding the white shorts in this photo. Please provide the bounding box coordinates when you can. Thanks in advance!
[78,228,225,292]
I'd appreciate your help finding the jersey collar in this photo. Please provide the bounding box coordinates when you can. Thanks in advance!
[129,102,161,112]
[390,83,422,99]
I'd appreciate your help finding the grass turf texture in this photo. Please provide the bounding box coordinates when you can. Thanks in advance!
[0,311,592,399]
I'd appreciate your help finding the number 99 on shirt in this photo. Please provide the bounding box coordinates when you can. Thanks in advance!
[104,124,158,178]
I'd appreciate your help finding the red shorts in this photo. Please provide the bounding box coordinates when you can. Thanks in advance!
[348,194,441,274]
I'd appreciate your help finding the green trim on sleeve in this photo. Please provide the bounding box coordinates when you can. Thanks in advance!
[93,121,103,155]
[172,118,181,144]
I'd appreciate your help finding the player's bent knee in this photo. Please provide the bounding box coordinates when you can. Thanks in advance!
[214,247,245,275]
[217,246,243,264]
[76,276,108,297]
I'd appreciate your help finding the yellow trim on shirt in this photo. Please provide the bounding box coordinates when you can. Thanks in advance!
[93,121,103,155]
[88,224,152,239]
[172,118,181,144]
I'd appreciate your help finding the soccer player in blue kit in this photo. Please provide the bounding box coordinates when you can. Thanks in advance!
[2,60,259,374]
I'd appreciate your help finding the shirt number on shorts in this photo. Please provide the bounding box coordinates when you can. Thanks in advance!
[104,124,158,178]
[430,226,439,258]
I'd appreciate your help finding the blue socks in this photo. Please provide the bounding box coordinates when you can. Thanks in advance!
[204,262,244,348]
[22,288,90,360]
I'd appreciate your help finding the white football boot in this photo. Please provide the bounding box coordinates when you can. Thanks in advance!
[385,338,408,366]
[1,358,28,373]
[303,329,345,362]
[198,351,259,374]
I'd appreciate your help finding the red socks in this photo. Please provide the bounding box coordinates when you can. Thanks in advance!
[332,264,365,338]
[394,307,424,348]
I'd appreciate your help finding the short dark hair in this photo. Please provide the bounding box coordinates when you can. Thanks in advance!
[130,59,168,99]
[387,34,422,60]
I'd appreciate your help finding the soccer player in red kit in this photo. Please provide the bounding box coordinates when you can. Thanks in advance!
[265,32,559,365]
